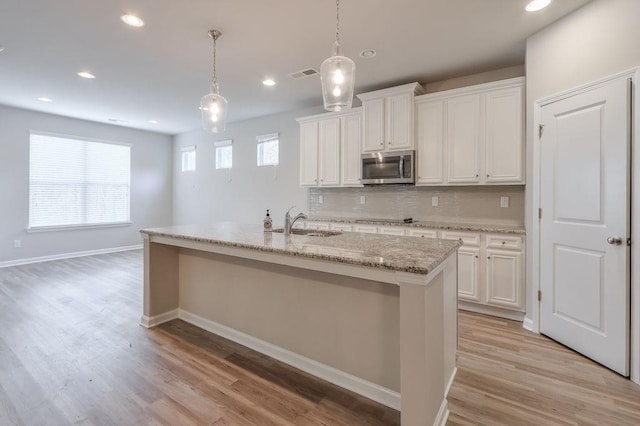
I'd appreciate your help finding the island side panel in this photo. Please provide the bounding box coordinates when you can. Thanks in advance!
[141,236,180,326]
[177,248,401,393]
[443,254,458,394]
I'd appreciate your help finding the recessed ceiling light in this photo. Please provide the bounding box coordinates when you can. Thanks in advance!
[525,0,551,12]
[37,97,52,102]
[262,78,276,87]
[360,49,376,58]
[121,14,144,27]
[148,120,158,124]
[77,71,96,79]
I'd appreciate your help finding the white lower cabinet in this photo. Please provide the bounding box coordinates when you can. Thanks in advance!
[303,221,525,318]
[457,247,481,303]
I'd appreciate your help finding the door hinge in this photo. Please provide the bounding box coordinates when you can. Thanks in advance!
[538,208,542,219]
[539,124,545,139]
[628,238,632,246]
[538,290,542,302]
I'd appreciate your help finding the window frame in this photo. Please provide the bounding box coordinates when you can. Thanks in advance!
[256,133,279,167]
[27,131,132,231]
[214,140,233,170]
[181,145,197,172]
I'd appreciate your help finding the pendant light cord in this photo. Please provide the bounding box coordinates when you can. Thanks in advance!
[335,0,340,45]
[211,34,218,91]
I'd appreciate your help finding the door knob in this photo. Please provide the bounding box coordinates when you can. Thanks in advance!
[607,236,623,245]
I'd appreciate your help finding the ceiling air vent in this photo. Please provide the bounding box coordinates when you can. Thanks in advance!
[289,68,319,80]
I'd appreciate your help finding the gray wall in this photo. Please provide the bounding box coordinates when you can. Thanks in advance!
[524,0,640,318]
[0,105,173,263]
[173,107,322,227]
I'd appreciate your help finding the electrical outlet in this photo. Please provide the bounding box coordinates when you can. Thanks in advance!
[500,196,510,208]
[14,240,21,248]
[360,196,366,205]
[318,195,324,204]
[431,196,439,207]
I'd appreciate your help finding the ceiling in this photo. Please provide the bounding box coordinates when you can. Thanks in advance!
[0,0,591,135]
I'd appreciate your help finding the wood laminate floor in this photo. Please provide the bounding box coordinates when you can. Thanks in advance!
[0,250,638,425]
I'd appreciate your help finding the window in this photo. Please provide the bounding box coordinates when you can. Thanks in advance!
[215,140,233,169]
[29,132,131,229]
[257,133,279,166]
[181,145,196,172]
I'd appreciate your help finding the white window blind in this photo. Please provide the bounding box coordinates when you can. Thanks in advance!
[257,133,279,166]
[29,133,131,229]
[215,140,233,169]
[181,145,196,172]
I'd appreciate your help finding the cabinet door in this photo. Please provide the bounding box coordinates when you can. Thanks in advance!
[362,98,385,152]
[306,221,331,230]
[300,121,319,186]
[341,114,362,186]
[386,92,413,150]
[447,95,481,183]
[458,247,481,302]
[484,87,524,183]
[318,118,341,186]
[416,100,445,185]
[330,223,353,232]
[486,249,523,311]
[378,226,406,236]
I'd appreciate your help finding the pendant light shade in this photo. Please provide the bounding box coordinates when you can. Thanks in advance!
[201,30,228,133]
[321,43,355,111]
[321,0,355,112]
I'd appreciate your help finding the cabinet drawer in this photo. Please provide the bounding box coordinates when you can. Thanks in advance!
[440,231,481,247]
[330,223,353,232]
[407,228,438,238]
[486,234,523,250]
[378,226,407,236]
[306,222,331,230]
[353,224,378,234]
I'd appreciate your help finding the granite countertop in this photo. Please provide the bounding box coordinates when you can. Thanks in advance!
[140,223,461,275]
[306,216,526,235]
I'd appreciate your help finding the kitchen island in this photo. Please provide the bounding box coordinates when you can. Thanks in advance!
[140,223,461,426]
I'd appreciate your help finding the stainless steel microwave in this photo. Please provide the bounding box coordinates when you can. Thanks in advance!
[361,150,415,184]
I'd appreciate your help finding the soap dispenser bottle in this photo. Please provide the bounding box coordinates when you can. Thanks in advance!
[263,209,273,232]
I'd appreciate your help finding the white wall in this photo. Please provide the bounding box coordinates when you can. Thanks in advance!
[525,0,640,317]
[173,107,322,227]
[0,105,173,263]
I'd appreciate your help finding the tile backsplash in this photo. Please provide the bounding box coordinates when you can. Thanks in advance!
[308,185,525,225]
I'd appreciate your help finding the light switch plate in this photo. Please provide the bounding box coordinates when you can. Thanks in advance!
[500,196,510,208]
[318,195,324,204]
[360,196,366,205]
[431,196,439,207]
[14,240,21,248]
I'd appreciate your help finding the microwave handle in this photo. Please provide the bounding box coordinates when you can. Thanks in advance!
[399,155,404,178]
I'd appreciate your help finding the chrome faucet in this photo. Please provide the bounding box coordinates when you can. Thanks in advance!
[284,206,307,236]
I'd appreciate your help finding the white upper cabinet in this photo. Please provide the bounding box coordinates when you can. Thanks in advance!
[299,121,319,186]
[358,83,424,153]
[484,86,524,183]
[297,109,362,188]
[415,77,525,186]
[416,100,445,184]
[341,113,362,186]
[318,118,341,186]
[447,94,481,183]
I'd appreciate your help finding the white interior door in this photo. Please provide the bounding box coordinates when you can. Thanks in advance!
[539,77,630,375]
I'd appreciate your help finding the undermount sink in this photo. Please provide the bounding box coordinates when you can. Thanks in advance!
[272,228,342,237]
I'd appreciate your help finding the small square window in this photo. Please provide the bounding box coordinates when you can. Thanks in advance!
[181,145,196,172]
[257,133,279,166]
[215,140,233,169]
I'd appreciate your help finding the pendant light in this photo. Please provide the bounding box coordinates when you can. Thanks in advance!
[320,0,355,112]
[201,29,228,133]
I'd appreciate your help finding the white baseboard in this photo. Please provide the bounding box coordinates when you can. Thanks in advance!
[434,398,449,426]
[459,301,524,322]
[523,316,536,333]
[0,244,143,268]
[178,309,401,410]
[445,367,457,397]
[140,309,179,328]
